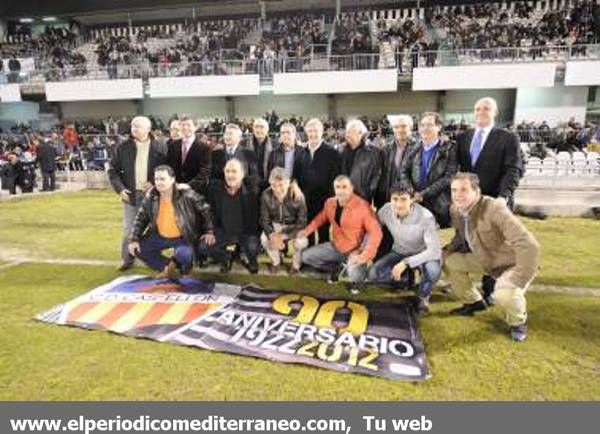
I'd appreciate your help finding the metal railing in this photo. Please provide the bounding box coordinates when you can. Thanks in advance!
[8,43,600,84]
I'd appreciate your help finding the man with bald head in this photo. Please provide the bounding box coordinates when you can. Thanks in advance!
[108,115,167,271]
[456,97,524,306]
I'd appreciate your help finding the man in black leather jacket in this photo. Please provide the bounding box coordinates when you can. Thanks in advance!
[128,165,213,278]
[341,119,382,204]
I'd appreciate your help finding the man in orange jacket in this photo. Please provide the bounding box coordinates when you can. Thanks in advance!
[297,175,383,294]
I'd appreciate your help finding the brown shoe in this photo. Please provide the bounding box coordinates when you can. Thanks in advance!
[268,264,280,274]
[288,266,300,276]
[156,260,178,279]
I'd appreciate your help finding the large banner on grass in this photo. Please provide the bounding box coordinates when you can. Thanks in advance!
[36,276,429,381]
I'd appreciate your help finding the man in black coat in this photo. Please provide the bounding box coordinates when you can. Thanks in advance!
[199,158,260,274]
[211,123,259,193]
[400,112,458,229]
[36,138,58,191]
[456,97,524,306]
[266,122,309,183]
[456,97,523,210]
[107,116,167,271]
[375,115,416,209]
[295,118,341,246]
[245,117,274,189]
[341,119,382,204]
[166,115,211,195]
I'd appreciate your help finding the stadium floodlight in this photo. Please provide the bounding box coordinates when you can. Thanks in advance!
[42,17,57,22]
[19,18,34,23]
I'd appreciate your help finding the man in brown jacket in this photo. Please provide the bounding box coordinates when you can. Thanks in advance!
[442,172,540,341]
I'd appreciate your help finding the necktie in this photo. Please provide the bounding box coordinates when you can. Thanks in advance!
[181,141,190,165]
[470,129,484,167]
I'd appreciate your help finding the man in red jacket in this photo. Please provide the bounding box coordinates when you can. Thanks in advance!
[297,175,382,294]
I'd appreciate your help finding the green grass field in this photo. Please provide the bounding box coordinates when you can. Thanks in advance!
[0,191,599,400]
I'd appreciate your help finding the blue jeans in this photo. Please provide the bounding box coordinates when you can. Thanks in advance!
[137,232,194,273]
[301,242,368,283]
[368,251,441,298]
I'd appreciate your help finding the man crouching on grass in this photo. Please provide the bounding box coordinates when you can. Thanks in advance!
[442,172,540,341]
[128,165,213,279]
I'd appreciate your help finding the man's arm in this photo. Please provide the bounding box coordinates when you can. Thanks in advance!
[188,145,212,194]
[129,197,152,243]
[357,207,383,263]
[421,142,458,199]
[498,132,523,200]
[404,215,442,268]
[107,145,126,194]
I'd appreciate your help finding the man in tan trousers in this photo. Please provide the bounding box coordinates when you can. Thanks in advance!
[442,172,540,341]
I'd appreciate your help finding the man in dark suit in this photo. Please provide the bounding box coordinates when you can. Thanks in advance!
[456,97,524,306]
[37,138,57,191]
[211,123,259,192]
[108,116,167,271]
[375,115,416,209]
[245,117,274,189]
[296,118,341,246]
[166,115,211,195]
[266,122,309,183]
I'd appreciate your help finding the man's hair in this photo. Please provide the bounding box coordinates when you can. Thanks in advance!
[389,184,415,198]
[179,114,196,125]
[154,164,175,177]
[279,122,297,136]
[420,111,443,127]
[451,172,480,190]
[391,114,414,130]
[225,123,243,140]
[131,116,152,130]
[333,174,352,186]
[253,118,269,134]
[475,97,499,116]
[224,158,245,176]
[346,119,368,136]
[304,118,324,133]
[269,166,291,184]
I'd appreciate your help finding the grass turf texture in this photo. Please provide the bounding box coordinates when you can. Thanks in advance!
[1,191,599,400]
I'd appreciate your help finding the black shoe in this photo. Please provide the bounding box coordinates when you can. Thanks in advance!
[327,263,344,284]
[117,260,134,271]
[415,297,430,316]
[483,293,495,307]
[219,259,232,274]
[482,275,496,306]
[346,282,364,295]
[242,258,259,274]
[449,300,487,316]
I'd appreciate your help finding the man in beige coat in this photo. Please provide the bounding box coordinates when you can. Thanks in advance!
[442,172,540,341]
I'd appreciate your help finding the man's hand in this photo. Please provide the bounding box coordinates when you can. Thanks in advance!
[414,192,424,203]
[392,261,407,281]
[177,183,191,190]
[296,229,307,240]
[289,181,305,202]
[128,241,141,256]
[269,232,286,250]
[347,252,366,266]
[120,189,132,203]
[143,181,153,192]
[201,233,216,246]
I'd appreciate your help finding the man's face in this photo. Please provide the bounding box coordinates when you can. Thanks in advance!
[169,121,181,140]
[393,120,412,143]
[390,193,413,217]
[474,100,496,128]
[345,127,362,148]
[271,179,290,199]
[131,120,150,141]
[334,179,353,203]
[418,116,440,142]
[8,155,17,165]
[180,119,196,139]
[451,178,478,211]
[223,129,241,148]
[224,163,244,187]
[253,122,268,140]
[279,126,295,149]
[305,124,322,144]
[154,170,175,193]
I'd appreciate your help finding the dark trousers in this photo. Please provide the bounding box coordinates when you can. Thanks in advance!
[42,171,56,191]
[306,203,330,246]
[137,232,194,274]
[197,228,260,265]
